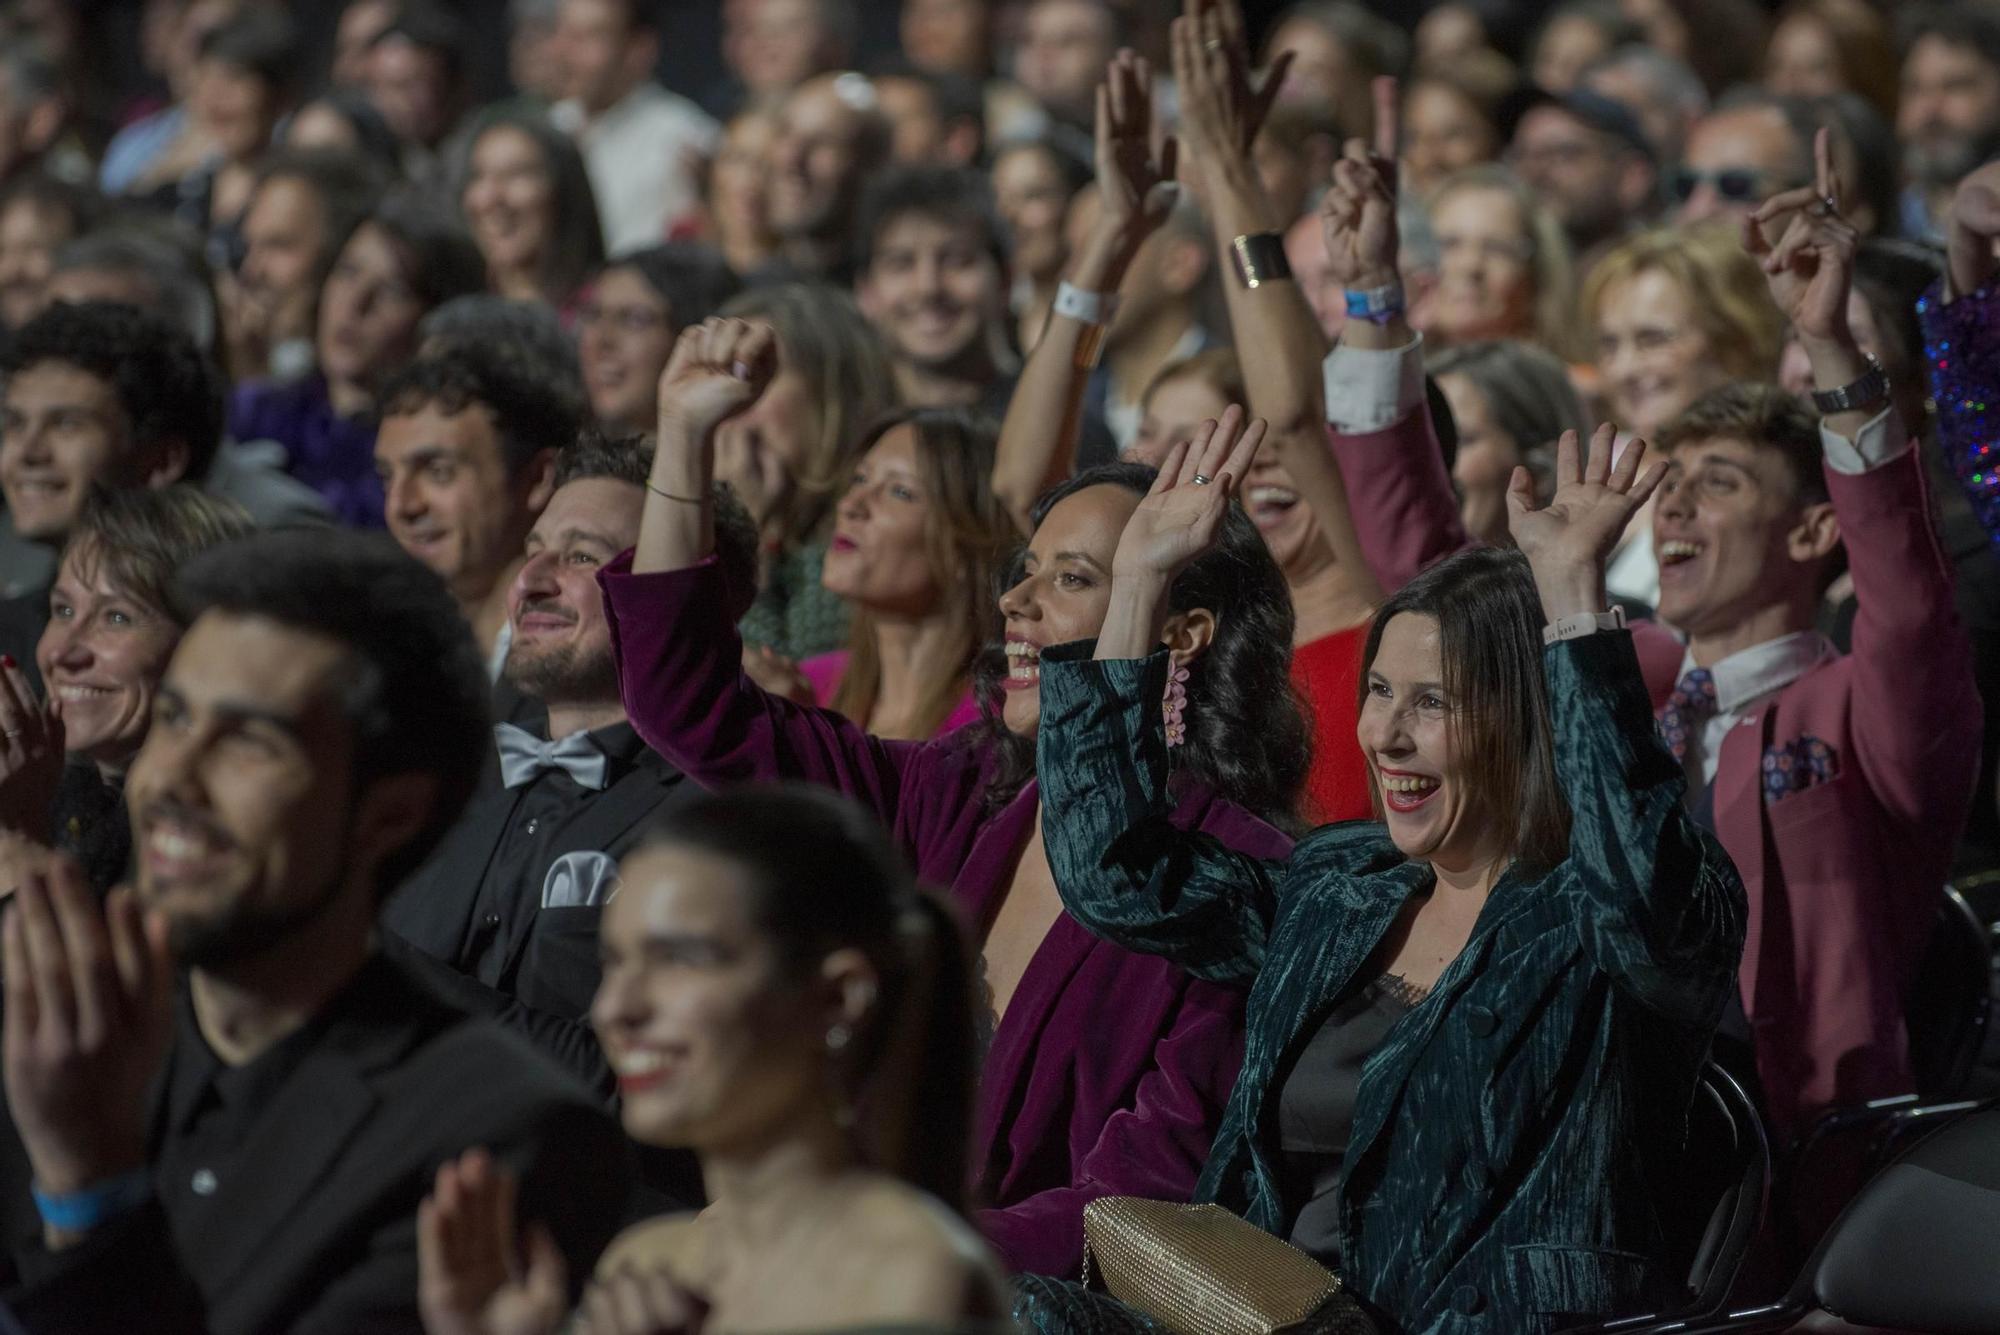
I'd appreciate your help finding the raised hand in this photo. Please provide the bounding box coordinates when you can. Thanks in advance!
[418,1149,568,1335]
[1112,405,1268,583]
[1743,128,1858,347]
[2,861,173,1206]
[741,645,816,707]
[1946,158,2000,298]
[1320,76,1401,292]
[655,318,779,445]
[1093,50,1179,248]
[1171,0,1294,161]
[1507,424,1667,622]
[0,656,62,841]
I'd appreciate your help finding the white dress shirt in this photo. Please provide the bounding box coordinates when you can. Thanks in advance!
[1674,631,1837,787]
[552,84,718,255]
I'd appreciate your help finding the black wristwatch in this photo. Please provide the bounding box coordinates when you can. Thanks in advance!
[1810,355,1889,415]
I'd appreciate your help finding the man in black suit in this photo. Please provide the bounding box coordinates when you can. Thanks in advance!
[384,432,760,1091]
[0,530,629,1335]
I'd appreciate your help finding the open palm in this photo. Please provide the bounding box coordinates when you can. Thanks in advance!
[418,1151,567,1335]
[1112,406,1267,581]
[1507,423,1667,577]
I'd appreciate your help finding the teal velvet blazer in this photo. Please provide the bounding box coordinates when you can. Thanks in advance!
[1033,632,1747,1333]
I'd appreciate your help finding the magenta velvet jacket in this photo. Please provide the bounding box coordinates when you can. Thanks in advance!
[599,555,1292,1276]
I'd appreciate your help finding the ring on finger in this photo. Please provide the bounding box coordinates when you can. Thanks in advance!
[1192,473,1213,486]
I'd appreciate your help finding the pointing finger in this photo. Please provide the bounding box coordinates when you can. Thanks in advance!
[1371,75,1399,162]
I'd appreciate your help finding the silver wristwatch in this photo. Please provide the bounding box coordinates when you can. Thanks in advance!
[1810,355,1889,415]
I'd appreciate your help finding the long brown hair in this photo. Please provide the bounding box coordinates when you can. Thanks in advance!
[1358,546,1569,872]
[831,409,1012,738]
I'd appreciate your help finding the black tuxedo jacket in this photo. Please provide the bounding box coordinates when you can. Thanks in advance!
[5,954,630,1335]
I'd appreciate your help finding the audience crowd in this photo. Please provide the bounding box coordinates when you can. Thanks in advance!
[0,0,1994,1330]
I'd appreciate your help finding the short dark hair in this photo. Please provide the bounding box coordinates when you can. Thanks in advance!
[1898,3,2000,75]
[359,189,488,310]
[370,0,467,79]
[597,244,742,333]
[0,173,101,237]
[52,223,220,353]
[1657,381,1829,505]
[282,91,403,176]
[197,7,302,101]
[867,56,987,154]
[855,165,1010,278]
[0,301,224,479]
[378,344,586,477]
[550,429,761,621]
[172,529,490,895]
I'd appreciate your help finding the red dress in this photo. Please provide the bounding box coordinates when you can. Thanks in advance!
[1291,623,1374,824]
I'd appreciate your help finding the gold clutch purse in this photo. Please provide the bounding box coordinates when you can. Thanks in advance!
[1079,1198,1375,1335]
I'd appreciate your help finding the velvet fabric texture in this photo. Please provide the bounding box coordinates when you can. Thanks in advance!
[1027,633,1746,1332]
[599,554,1292,1276]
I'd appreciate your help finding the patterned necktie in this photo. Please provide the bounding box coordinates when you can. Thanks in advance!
[1658,667,1718,763]
[494,723,609,791]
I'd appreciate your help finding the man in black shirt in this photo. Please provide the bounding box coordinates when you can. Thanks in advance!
[384,432,759,1090]
[0,530,629,1335]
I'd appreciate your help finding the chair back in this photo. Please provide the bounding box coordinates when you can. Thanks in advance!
[1680,1062,1770,1311]
[1907,886,1991,1098]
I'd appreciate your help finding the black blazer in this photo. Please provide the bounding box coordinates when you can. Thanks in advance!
[5,954,632,1335]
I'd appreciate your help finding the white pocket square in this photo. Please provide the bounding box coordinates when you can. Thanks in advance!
[542,851,620,909]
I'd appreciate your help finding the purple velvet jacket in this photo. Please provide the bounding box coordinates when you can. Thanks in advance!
[600,555,1291,1277]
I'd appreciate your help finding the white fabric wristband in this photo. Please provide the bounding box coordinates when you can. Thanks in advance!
[1542,606,1627,644]
[1054,282,1119,325]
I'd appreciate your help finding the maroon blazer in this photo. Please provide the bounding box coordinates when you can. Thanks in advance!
[1330,400,1983,1134]
[599,556,1291,1276]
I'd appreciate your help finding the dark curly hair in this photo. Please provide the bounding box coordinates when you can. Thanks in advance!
[377,342,587,477]
[0,300,224,480]
[973,462,1311,831]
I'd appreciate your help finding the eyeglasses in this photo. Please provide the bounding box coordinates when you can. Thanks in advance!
[1667,166,1768,204]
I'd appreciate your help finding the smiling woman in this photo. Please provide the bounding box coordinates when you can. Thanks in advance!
[0,487,255,893]
[456,106,605,311]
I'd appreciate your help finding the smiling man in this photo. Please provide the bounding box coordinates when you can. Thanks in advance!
[0,302,223,673]
[374,342,582,682]
[0,529,627,1335]
[855,165,1018,411]
[384,432,758,1087]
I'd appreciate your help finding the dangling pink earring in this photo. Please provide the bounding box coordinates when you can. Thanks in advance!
[1163,663,1190,748]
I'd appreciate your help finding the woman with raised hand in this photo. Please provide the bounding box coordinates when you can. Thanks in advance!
[1022,419,1745,1331]
[417,785,1007,1335]
[600,306,1306,1276]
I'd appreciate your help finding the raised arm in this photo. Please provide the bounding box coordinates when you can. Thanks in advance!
[1508,425,1746,1025]
[991,51,1177,532]
[1172,1,1381,603]
[1035,415,1285,983]
[1750,131,1982,835]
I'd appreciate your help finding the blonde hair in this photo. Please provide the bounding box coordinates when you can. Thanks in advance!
[1581,221,1784,382]
[1429,164,1581,361]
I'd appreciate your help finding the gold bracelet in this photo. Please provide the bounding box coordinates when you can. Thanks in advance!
[646,481,709,505]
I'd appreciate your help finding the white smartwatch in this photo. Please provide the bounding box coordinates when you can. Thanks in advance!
[1054,282,1119,325]
[1542,606,1627,645]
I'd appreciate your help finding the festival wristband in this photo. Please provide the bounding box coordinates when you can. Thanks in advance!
[1054,282,1119,325]
[1344,282,1406,324]
[1542,606,1627,645]
[33,1171,151,1233]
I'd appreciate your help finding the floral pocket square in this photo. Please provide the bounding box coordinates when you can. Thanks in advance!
[1762,736,1839,804]
[541,850,620,909]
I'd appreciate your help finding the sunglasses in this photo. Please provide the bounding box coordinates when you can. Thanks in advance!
[1667,167,1767,203]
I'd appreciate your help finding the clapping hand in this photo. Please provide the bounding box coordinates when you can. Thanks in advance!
[1320,77,1401,293]
[1946,158,2000,298]
[1507,424,1667,622]
[575,1266,709,1335]
[1744,128,1858,348]
[655,319,779,445]
[417,1149,568,1335]
[1112,405,1268,583]
[2,858,173,1217]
